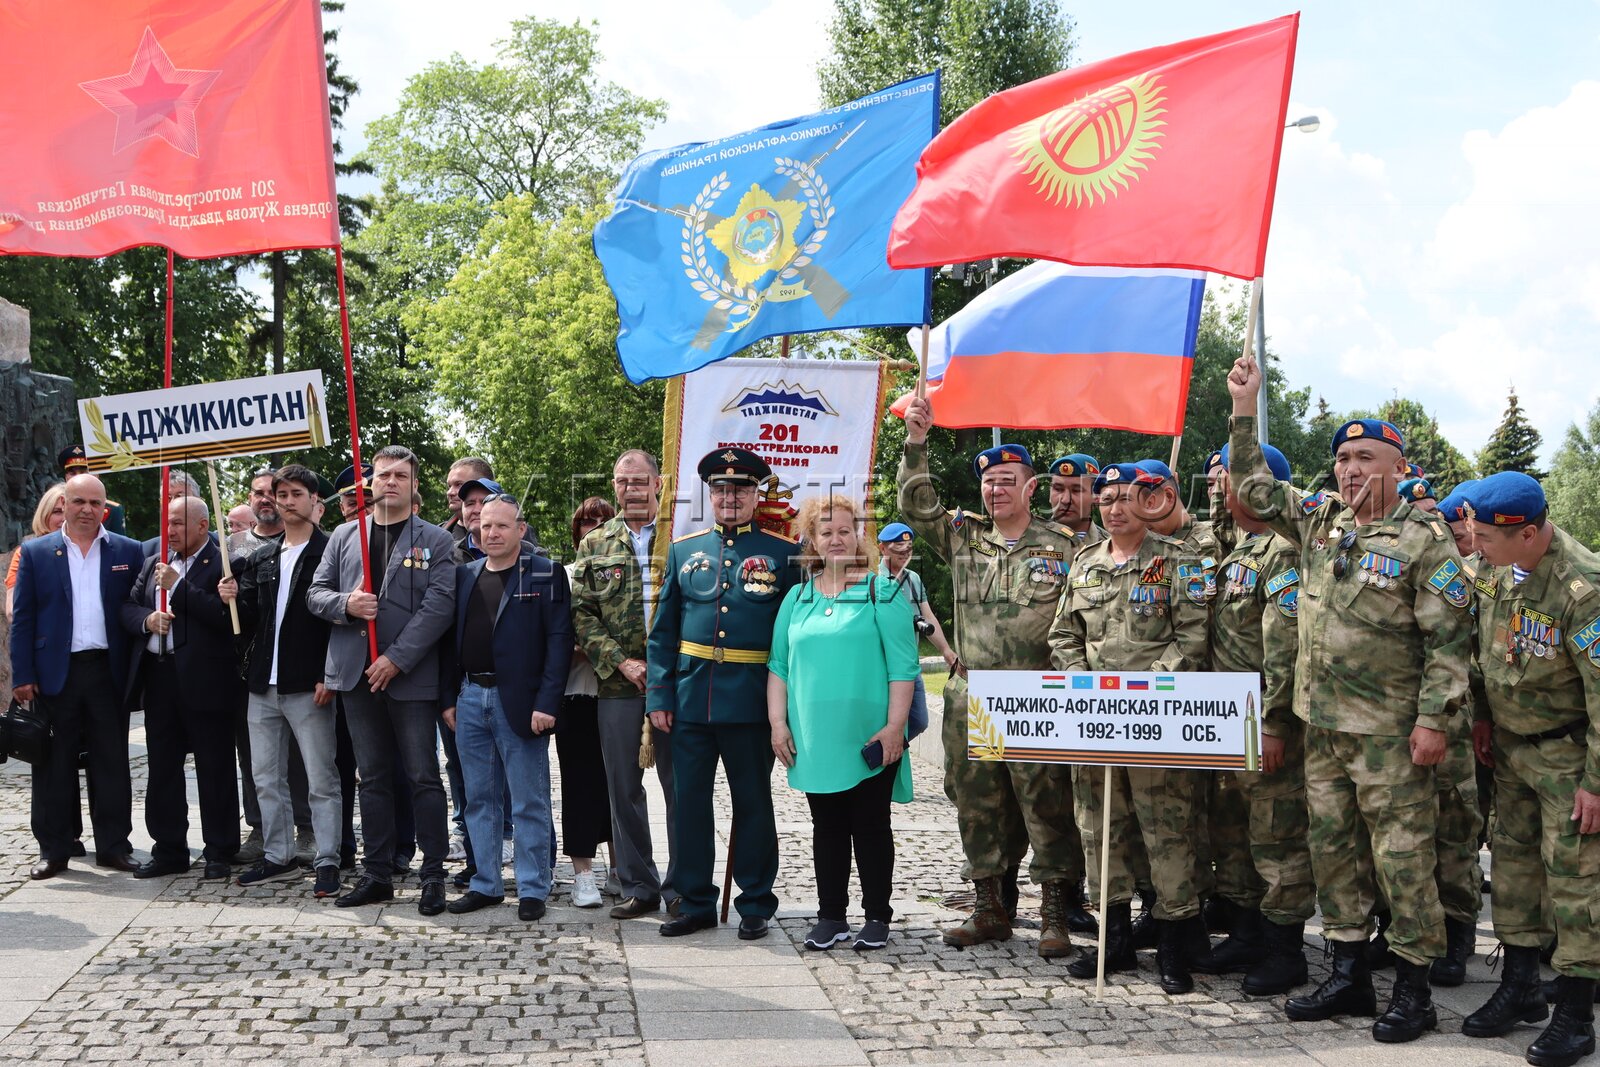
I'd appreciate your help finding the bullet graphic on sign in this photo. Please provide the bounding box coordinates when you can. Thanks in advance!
[307,384,326,448]
[1244,691,1259,772]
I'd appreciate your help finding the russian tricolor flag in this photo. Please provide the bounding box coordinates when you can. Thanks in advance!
[894,262,1205,433]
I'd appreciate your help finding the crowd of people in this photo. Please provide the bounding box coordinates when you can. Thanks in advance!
[4,349,1599,1066]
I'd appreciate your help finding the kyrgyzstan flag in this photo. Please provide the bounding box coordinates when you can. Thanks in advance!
[0,0,338,258]
[887,14,1299,280]
[891,262,1205,433]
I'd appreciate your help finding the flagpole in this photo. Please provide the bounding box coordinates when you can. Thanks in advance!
[206,461,240,635]
[916,325,929,399]
[158,248,175,656]
[333,245,379,663]
[1243,278,1264,444]
[1095,764,1112,1001]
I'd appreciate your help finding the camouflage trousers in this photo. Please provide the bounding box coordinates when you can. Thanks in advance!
[1207,771,1264,909]
[943,675,1081,883]
[1232,721,1316,924]
[1001,788,1088,886]
[1305,725,1446,964]
[1072,763,1203,921]
[1435,775,1485,925]
[1490,726,1600,979]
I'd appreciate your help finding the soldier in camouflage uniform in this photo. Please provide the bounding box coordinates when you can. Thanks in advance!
[1229,355,1474,1044]
[1205,443,1315,996]
[898,396,1080,959]
[1460,472,1600,1067]
[1049,462,1213,994]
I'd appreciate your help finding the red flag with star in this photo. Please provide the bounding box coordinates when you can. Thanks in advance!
[887,14,1299,280]
[0,0,338,257]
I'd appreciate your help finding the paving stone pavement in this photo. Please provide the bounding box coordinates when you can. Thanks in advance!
[0,711,1552,1064]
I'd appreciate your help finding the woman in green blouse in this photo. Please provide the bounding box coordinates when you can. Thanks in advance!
[768,493,919,951]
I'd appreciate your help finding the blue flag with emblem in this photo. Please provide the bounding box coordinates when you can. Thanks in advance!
[594,73,939,384]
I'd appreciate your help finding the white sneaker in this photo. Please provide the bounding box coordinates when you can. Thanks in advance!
[447,835,467,863]
[572,871,603,908]
[501,839,515,866]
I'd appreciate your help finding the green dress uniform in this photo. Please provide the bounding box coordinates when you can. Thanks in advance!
[646,519,800,922]
[1230,415,1474,968]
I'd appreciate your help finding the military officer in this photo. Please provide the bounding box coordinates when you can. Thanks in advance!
[1048,454,1108,549]
[1229,355,1474,1044]
[1461,472,1600,1067]
[646,448,800,940]
[1205,443,1315,996]
[1049,462,1212,993]
[898,396,1081,959]
[59,445,126,536]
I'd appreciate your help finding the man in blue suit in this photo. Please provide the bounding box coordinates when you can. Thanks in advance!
[442,493,572,921]
[9,474,147,879]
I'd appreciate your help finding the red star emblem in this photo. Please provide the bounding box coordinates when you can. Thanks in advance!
[79,27,221,157]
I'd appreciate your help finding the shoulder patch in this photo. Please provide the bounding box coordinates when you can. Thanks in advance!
[1264,569,1299,597]
[1475,575,1499,600]
[1572,615,1600,658]
[1301,491,1329,514]
[1426,558,1472,608]
[1275,587,1299,619]
[1423,517,1449,542]
[1569,575,1596,603]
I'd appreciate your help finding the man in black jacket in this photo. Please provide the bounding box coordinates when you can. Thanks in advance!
[122,495,240,880]
[220,465,342,896]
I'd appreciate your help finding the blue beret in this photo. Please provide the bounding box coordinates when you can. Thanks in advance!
[334,463,372,492]
[1332,418,1406,455]
[1466,471,1545,527]
[1048,453,1100,478]
[1094,462,1166,494]
[1436,480,1478,523]
[1133,459,1176,484]
[973,443,1034,478]
[1397,477,1434,503]
[459,477,506,499]
[1203,448,1226,476]
[1407,463,1426,480]
[1218,443,1291,482]
[877,522,914,544]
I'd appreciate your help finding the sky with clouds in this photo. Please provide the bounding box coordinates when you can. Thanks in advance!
[329,0,1600,465]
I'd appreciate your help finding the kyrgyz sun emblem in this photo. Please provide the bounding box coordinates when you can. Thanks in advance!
[1012,74,1166,207]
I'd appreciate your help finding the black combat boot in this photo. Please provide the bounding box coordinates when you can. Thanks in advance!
[1156,919,1194,994]
[1067,902,1136,979]
[1285,940,1379,1021]
[1065,877,1098,935]
[1208,906,1265,974]
[1372,958,1439,1043]
[1182,912,1224,975]
[1366,909,1398,970]
[1131,887,1158,950]
[1526,977,1598,1067]
[999,862,1020,922]
[1463,944,1548,1038]
[1243,920,1309,996]
[1203,895,1238,934]
[1431,916,1478,987]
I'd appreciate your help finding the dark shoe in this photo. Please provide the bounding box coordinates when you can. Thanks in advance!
[70,841,87,858]
[446,889,504,914]
[1065,879,1098,935]
[1286,940,1378,1021]
[313,866,342,899]
[1000,862,1021,922]
[452,866,474,890]
[518,897,547,921]
[202,860,232,880]
[805,918,852,950]
[942,876,1013,947]
[666,898,682,918]
[1132,887,1158,950]
[1209,906,1265,974]
[100,853,142,874]
[1367,909,1398,970]
[1464,944,1547,1038]
[854,919,890,951]
[1156,918,1196,995]
[232,829,265,866]
[418,880,446,916]
[1203,895,1238,934]
[133,856,189,879]
[1244,920,1309,997]
[1527,976,1598,1067]
[1068,902,1137,979]
[236,860,301,887]
[335,875,395,908]
[1182,912,1223,975]
[1431,916,1477,987]
[1372,958,1439,1043]
[610,895,661,920]
[738,915,770,940]
[660,913,716,937]
[1037,880,1074,959]
[29,857,68,880]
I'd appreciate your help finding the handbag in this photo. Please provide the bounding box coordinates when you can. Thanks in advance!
[0,698,52,765]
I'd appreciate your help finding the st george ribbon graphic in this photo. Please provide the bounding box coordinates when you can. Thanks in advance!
[594,73,938,384]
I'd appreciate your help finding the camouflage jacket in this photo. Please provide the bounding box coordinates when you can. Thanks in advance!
[898,442,1072,670]
[1230,415,1473,737]
[1476,527,1600,792]
[1209,531,1300,735]
[1049,529,1210,673]
[571,515,654,699]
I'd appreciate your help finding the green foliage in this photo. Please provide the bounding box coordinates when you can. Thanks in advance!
[1343,396,1477,492]
[1477,387,1544,478]
[1547,399,1600,551]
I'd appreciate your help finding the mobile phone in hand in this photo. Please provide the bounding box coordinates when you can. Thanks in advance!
[861,739,884,769]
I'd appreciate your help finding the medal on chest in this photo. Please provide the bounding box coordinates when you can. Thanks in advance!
[1356,551,1403,589]
[1127,583,1169,617]
[1509,607,1560,663]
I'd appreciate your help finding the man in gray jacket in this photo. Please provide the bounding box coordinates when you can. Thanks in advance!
[308,445,457,915]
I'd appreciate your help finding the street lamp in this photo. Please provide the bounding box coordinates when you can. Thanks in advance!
[1256,115,1323,443]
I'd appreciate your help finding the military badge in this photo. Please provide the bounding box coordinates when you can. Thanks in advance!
[1514,607,1562,659]
[1475,575,1498,599]
[1426,559,1470,607]
[1140,556,1167,585]
[680,551,714,576]
[1301,491,1328,514]
[1177,563,1212,604]
[1224,559,1261,597]
[1276,587,1299,618]
[1127,582,1170,617]
[1346,423,1365,438]
[1356,551,1404,589]
[950,507,965,531]
[742,555,778,595]
[1572,614,1600,663]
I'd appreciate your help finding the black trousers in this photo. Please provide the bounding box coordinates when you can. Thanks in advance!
[806,765,897,923]
[143,656,241,863]
[31,651,132,863]
[556,694,612,859]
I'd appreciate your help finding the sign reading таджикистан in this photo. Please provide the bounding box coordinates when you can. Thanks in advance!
[77,370,331,473]
[965,670,1261,771]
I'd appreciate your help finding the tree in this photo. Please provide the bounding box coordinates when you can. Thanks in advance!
[1345,397,1477,492]
[1477,387,1544,478]
[1547,399,1600,550]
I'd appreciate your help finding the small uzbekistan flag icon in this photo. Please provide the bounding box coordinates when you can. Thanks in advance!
[1127,679,1150,691]
[1100,676,1121,690]
[1072,676,1094,690]
[1156,676,1176,691]
[1041,675,1066,690]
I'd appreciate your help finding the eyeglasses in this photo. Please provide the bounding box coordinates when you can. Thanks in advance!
[1330,530,1359,580]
